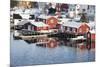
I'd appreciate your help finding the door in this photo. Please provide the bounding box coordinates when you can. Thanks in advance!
[28,25,31,31]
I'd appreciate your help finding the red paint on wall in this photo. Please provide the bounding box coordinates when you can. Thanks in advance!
[46,17,58,29]
[78,23,90,34]
[91,33,95,40]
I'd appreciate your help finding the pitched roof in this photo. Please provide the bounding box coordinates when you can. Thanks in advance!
[30,21,48,27]
[62,20,82,28]
[16,19,48,27]
[87,21,95,27]
[16,19,35,25]
[38,14,57,19]
[17,20,30,25]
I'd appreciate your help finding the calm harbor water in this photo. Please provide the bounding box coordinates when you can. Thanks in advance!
[10,33,95,67]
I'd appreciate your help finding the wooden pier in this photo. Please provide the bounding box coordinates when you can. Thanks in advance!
[18,35,47,40]
[48,32,78,38]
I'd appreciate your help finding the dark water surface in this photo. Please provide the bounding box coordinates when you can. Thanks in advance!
[10,33,95,67]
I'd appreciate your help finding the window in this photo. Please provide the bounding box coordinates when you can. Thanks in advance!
[67,27,70,31]
[43,19,46,23]
[65,27,67,30]
[79,28,82,32]
[50,19,54,23]
[86,28,89,32]
[70,27,72,31]
[73,28,76,33]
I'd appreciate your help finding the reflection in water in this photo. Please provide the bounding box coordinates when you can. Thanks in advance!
[24,37,59,48]
[10,34,95,66]
[23,37,94,49]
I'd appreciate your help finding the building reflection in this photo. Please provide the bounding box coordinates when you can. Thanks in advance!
[22,37,95,49]
[24,37,58,48]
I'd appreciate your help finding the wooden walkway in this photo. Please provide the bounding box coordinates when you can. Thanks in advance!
[20,35,48,40]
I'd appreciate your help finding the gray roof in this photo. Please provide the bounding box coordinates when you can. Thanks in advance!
[62,20,84,28]
[38,14,58,19]
[17,20,30,25]
[30,21,48,27]
[17,19,48,27]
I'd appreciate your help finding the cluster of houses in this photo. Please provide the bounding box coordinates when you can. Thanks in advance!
[10,1,95,40]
